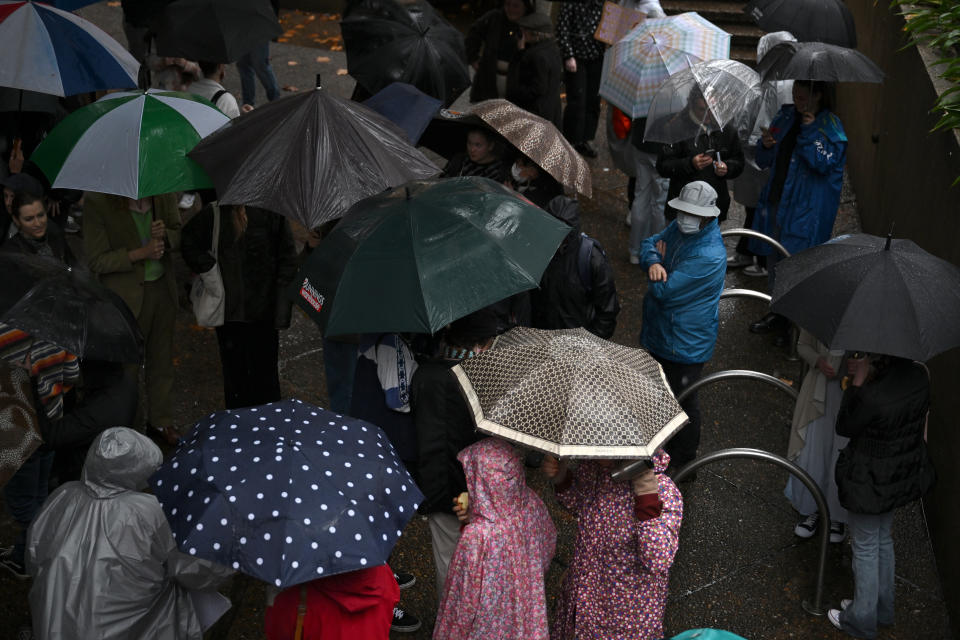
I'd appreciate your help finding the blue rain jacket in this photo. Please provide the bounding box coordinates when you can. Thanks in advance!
[639,219,726,364]
[750,105,847,256]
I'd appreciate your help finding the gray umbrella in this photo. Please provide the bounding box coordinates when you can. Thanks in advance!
[452,327,688,459]
[188,84,439,229]
[771,233,960,361]
[758,41,884,83]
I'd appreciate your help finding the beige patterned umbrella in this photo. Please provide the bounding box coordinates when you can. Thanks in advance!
[452,327,687,459]
[431,99,592,198]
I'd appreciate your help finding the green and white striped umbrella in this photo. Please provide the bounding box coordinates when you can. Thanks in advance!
[31,89,230,199]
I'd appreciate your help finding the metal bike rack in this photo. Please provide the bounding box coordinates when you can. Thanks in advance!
[720,227,791,259]
[671,448,830,617]
[720,288,772,304]
[612,370,827,617]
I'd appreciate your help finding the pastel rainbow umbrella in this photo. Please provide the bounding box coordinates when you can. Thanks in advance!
[599,12,731,118]
[31,90,230,199]
[0,0,138,96]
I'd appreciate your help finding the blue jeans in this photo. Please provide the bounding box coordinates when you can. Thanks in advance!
[322,338,357,415]
[237,42,280,106]
[3,449,55,564]
[841,510,896,639]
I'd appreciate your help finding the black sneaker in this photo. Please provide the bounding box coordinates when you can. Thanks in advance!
[794,512,819,539]
[0,553,29,580]
[393,570,416,590]
[391,607,422,633]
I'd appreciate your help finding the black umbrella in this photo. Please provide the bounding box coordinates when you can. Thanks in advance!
[154,0,282,63]
[770,234,960,362]
[188,83,439,229]
[758,41,883,83]
[744,0,857,48]
[340,0,471,107]
[0,255,143,363]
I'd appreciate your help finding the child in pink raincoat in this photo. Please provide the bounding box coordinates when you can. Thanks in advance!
[433,438,557,640]
[544,449,683,640]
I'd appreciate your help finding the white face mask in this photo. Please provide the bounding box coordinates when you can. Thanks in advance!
[676,212,702,234]
[511,162,527,184]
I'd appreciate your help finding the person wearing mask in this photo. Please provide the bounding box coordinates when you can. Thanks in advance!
[442,128,509,183]
[638,181,726,475]
[827,354,935,639]
[654,87,744,223]
[505,154,562,208]
[556,0,605,158]
[465,0,536,102]
[506,12,563,128]
[748,81,846,340]
[83,192,181,445]
[531,195,620,338]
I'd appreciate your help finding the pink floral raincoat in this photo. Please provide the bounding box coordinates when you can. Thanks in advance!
[434,438,557,640]
[552,450,683,640]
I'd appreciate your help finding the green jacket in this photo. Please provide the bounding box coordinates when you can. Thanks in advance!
[83,192,181,318]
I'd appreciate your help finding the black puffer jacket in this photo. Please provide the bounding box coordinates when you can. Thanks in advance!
[531,196,619,338]
[465,8,522,103]
[181,205,298,327]
[506,38,563,128]
[411,358,481,514]
[835,359,936,515]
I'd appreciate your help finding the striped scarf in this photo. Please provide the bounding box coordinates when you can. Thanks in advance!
[0,323,80,420]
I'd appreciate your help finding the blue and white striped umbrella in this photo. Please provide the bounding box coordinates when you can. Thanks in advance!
[150,399,424,589]
[0,1,139,96]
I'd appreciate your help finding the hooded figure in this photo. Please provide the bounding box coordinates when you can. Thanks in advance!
[531,195,620,338]
[433,438,556,640]
[26,427,232,640]
[552,450,682,640]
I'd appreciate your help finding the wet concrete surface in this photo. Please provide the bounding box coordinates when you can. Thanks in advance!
[0,4,952,639]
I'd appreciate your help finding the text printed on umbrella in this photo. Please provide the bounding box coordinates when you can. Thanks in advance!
[299,278,325,312]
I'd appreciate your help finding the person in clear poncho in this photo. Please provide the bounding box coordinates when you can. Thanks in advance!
[26,427,232,640]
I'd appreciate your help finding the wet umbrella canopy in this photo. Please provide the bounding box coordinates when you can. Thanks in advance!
[189,85,439,229]
[291,177,570,337]
[362,81,442,145]
[758,41,884,83]
[150,399,424,589]
[744,0,857,48]
[340,0,470,107]
[154,0,282,63]
[771,234,960,361]
[0,254,143,363]
[453,327,688,459]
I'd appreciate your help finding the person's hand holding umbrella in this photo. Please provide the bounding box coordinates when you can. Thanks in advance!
[846,354,871,387]
[649,239,669,282]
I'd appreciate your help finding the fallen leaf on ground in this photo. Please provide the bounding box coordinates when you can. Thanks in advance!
[282,85,298,92]
[330,44,343,51]
[277,38,289,42]
[287,60,299,66]
[107,0,120,5]
[316,56,331,63]
[336,69,348,76]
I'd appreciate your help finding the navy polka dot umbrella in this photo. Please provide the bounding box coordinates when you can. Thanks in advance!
[149,399,423,589]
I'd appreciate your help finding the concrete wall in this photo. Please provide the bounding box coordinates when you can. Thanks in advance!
[838,2,960,636]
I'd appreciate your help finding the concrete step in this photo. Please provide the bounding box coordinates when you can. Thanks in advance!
[663,0,755,26]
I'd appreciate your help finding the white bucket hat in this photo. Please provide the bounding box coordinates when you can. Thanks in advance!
[668,180,721,217]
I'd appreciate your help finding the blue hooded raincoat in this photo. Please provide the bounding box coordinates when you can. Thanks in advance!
[749,105,847,256]
[639,219,726,364]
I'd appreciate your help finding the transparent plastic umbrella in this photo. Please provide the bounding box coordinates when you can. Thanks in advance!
[642,59,761,145]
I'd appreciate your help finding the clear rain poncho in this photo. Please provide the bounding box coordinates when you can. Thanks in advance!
[26,427,232,640]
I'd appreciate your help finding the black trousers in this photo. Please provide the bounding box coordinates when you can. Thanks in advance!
[215,321,281,410]
[653,355,705,469]
[562,57,603,145]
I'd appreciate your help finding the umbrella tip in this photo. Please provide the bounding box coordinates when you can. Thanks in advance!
[405,186,412,200]
[316,74,322,90]
[885,223,895,250]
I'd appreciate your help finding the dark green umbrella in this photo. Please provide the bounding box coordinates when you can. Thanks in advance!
[290,177,570,337]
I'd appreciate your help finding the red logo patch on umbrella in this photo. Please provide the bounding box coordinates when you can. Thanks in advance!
[299,278,325,311]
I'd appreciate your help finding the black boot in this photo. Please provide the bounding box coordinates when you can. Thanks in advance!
[749,312,787,334]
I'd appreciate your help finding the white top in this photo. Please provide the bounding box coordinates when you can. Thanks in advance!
[188,78,241,119]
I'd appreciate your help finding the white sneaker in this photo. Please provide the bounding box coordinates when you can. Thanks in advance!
[841,598,852,611]
[830,521,847,543]
[629,253,640,265]
[827,608,842,630]
[743,263,768,277]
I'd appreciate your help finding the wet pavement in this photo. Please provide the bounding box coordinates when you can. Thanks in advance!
[0,4,952,639]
